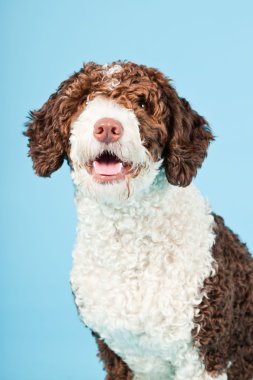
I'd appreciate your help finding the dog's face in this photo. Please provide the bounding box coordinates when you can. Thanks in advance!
[25,61,213,203]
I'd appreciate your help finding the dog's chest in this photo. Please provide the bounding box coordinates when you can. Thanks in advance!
[71,185,215,371]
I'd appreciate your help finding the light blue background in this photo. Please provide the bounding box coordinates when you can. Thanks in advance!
[1,1,253,379]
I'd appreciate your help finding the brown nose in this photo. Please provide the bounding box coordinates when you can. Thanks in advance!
[93,118,123,143]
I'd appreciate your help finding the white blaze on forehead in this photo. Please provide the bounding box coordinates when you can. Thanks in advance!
[70,96,148,166]
[102,63,122,76]
[102,63,122,89]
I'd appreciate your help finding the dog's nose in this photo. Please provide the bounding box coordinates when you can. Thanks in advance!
[93,118,123,143]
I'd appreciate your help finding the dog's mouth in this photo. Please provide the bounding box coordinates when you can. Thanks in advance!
[86,151,132,183]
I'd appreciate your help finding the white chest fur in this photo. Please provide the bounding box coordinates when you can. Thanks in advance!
[70,176,216,377]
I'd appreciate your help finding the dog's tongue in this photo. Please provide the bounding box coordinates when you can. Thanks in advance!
[93,160,123,175]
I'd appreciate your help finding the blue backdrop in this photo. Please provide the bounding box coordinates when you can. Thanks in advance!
[1,1,253,379]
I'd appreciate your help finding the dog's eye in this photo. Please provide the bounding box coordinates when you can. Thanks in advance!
[138,95,147,110]
[138,95,154,115]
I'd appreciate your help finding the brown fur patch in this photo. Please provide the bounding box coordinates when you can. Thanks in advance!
[92,332,133,380]
[192,214,253,379]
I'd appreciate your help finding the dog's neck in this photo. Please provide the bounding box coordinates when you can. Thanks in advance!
[73,169,171,217]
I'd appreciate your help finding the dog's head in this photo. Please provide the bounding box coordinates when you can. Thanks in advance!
[25,61,213,203]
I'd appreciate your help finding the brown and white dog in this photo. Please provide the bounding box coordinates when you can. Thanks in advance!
[25,62,253,380]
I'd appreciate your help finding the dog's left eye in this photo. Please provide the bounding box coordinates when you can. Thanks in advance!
[138,95,154,115]
[138,95,147,110]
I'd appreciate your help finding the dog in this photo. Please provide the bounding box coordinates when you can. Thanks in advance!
[25,61,253,380]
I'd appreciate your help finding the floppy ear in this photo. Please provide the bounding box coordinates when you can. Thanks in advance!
[24,67,90,177]
[163,97,214,187]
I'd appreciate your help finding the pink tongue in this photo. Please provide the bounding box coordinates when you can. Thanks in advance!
[93,161,123,175]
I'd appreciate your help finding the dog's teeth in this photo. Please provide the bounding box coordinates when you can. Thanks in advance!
[117,162,123,173]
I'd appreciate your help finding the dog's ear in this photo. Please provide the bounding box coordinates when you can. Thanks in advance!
[163,96,214,187]
[24,67,90,177]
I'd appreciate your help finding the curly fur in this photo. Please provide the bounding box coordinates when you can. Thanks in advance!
[193,214,253,379]
[93,332,134,380]
[25,61,253,379]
